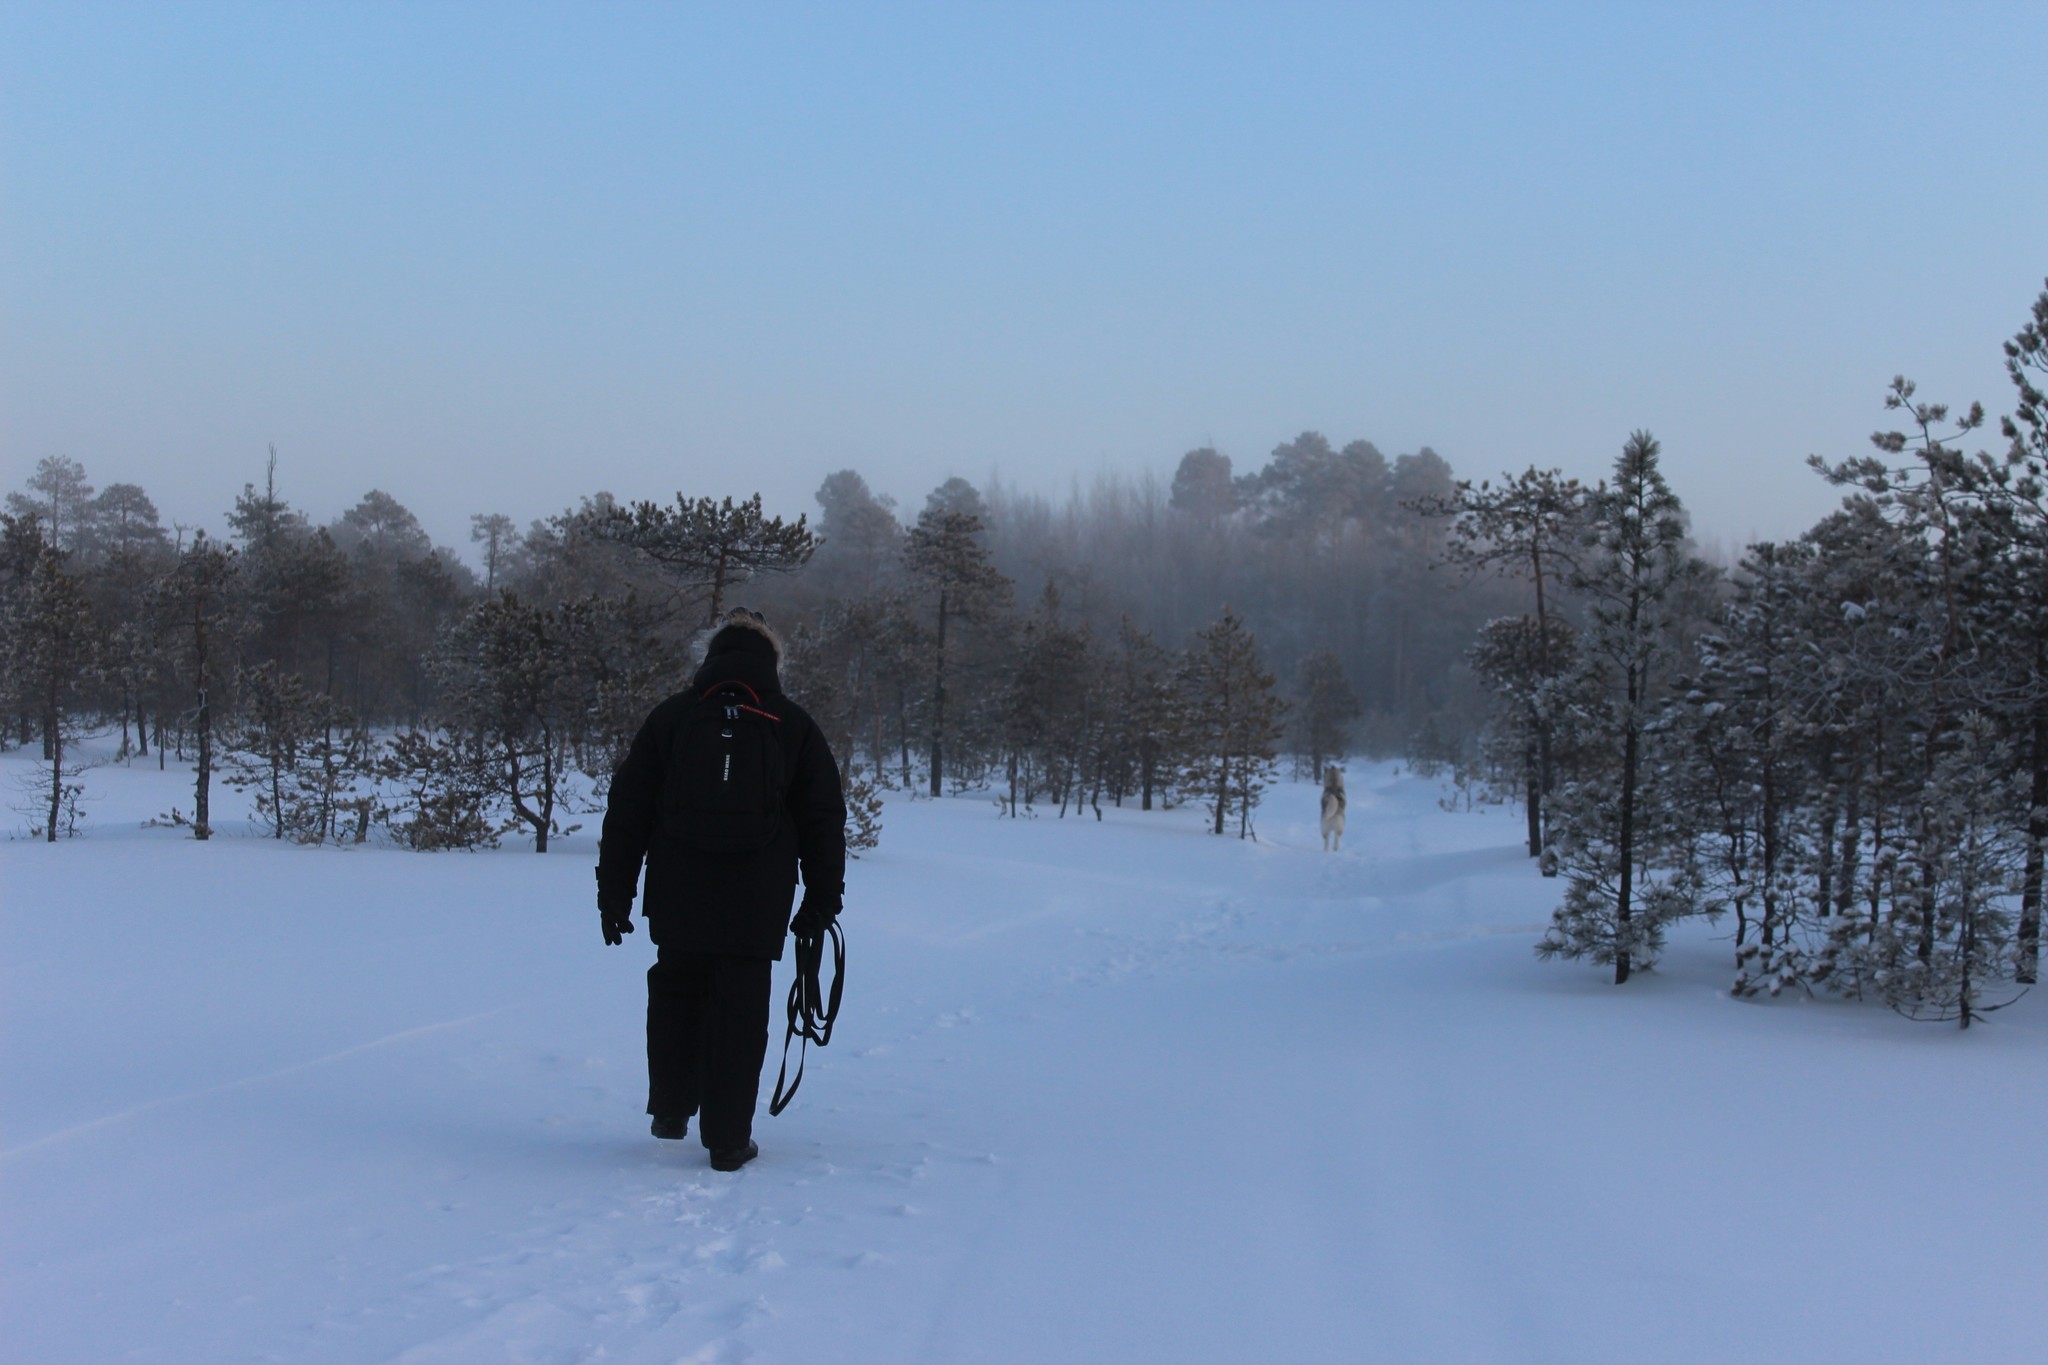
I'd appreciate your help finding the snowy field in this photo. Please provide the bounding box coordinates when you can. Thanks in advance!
[3,744,2044,1365]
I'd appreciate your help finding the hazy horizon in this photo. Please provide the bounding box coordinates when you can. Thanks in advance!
[6,2,2044,560]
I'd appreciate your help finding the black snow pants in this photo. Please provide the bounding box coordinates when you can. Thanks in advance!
[646,946,773,1151]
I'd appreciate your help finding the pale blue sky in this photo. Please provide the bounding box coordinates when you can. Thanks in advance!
[4,2,2043,556]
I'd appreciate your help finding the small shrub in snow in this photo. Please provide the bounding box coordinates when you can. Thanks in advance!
[376,730,500,851]
[844,765,883,858]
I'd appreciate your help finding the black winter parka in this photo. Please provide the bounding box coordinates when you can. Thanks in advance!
[596,634,846,961]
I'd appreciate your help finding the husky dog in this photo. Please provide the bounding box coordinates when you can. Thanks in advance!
[1320,767,1347,851]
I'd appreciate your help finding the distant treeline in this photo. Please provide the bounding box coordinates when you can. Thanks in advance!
[7,277,2046,1030]
[2,428,1485,858]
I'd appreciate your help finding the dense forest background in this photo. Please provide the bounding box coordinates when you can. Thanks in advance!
[0,424,1507,844]
[7,279,2047,1026]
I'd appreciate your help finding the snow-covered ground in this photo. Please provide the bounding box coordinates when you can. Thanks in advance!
[3,744,2044,1364]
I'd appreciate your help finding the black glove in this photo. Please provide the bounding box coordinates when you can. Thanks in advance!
[601,901,635,946]
[789,899,837,940]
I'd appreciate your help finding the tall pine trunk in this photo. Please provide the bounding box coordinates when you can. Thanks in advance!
[45,677,63,843]
[1616,716,1638,985]
[1613,578,1645,985]
[928,588,949,797]
[1532,544,1555,863]
[2017,695,2047,984]
[1213,754,1229,835]
[270,743,286,839]
[537,742,554,853]
[193,599,213,841]
[1525,739,1541,859]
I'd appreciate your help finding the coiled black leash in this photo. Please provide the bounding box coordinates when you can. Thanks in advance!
[768,919,844,1116]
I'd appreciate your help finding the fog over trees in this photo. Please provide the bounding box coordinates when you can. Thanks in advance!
[7,277,2048,1026]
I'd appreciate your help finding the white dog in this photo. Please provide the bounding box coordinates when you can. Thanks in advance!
[1320,767,1347,851]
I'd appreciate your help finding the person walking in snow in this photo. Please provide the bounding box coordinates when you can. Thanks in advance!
[595,607,846,1172]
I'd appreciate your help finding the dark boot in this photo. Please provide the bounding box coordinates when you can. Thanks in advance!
[650,1114,689,1141]
[709,1139,759,1172]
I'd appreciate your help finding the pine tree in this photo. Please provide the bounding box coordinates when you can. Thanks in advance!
[553,590,675,784]
[432,592,587,852]
[226,448,306,558]
[229,462,351,689]
[1,538,99,839]
[811,471,902,600]
[1291,647,1360,781]
[591,492,816,627]
[331,488,432,563]
[1416,466,1587,857]
[1864,715,2022,1024]
[4,455,95,554]
[317,488,465,723]
[77,482,172,757]
[1169,447,1237,521]
[78,481,173,567]
[1809,378,2024,1025]
[1106,616,1179,810]
[1993,278,2048,983]
[1466,612,1584,867]
[225,663,314,839]
[1669,541,1812,993]
[1538,433,1714,983]
[903,500,1011,796]
[783,592,910,786]
[997,583,1093,816]
[151,534,241,840]
[780,610,888,855]
[470,513,517,593]
[377,727,499,850]
[222,664,369,842]
[1179,606,1286,838]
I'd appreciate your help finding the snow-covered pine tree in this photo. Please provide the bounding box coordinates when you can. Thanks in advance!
[1809,378,2027,1025]
[841,765,884,857]
[1862,714,2023,1025]
[1765,497,1911,985]
[1537,432,1715,984]
[1991,278,2048,983]
[1668,541,1812,994]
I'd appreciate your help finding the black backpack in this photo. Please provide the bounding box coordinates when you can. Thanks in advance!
[662,680,788,852]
